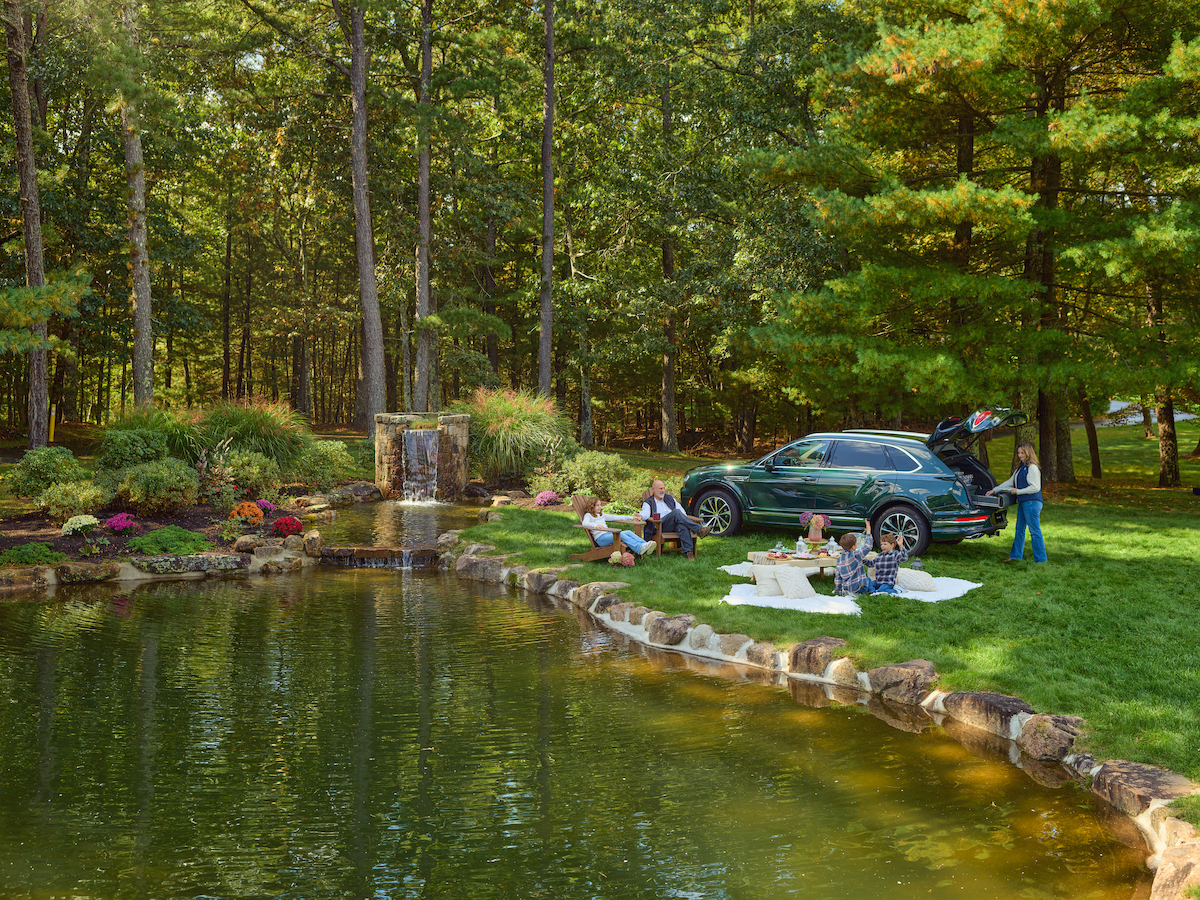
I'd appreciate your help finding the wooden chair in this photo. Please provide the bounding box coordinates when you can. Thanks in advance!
[639,490,705,557]
[568,494,631,562]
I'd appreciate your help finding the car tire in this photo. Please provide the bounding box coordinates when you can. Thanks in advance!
[695,488,742,537]
[873,504,932,556]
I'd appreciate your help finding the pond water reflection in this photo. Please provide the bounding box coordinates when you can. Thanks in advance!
[0,569,1149,899]
[315,500,482,548]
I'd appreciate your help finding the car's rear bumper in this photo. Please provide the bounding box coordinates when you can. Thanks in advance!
[933,509,1007,541]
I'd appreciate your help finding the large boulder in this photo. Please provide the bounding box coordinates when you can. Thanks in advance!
[455,554,505,583]
[788,636,848,676]
[1092,760,1198,817]
[648,614,695,646]
[865,659,938,706]
[575,582,631,608]
[436,531,462,552]
[1151,841,1200,900]
[745,641,780,670]
[234,534,264,552]
[720,633,753,656]
[1017,713,1084,760]
[942,691,1034,739]
[825,657,861,688]
[523,570,560,594]
[689,624,716,651]
[303,530,325,557]
[342,481,384,503]
[132,554,248,575]
[54,561,121,584]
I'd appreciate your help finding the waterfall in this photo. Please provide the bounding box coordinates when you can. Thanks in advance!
[401,429,439,501]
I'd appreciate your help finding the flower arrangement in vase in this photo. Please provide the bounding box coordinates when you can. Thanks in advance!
[798,511,830,542]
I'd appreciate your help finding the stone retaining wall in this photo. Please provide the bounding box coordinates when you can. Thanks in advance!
[451,546,1200,900]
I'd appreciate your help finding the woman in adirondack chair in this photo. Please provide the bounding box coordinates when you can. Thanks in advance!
[582,498,657,556]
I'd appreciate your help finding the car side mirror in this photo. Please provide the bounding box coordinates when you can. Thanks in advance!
[764,461,775,472]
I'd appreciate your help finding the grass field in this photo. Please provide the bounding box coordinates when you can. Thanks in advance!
[466,420,1200,783]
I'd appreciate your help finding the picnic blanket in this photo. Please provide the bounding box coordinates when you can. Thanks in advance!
[716,562,982,616]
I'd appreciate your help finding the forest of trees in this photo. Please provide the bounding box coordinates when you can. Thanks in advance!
[2,0,1198,481]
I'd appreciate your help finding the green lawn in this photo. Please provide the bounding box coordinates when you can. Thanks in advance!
[465,419,1200,782]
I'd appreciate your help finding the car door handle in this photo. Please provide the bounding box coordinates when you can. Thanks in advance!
[798,476,817,483]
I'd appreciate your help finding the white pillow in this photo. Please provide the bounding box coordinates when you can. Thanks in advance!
[774,566,816,599]
[750,565,783,596]
[895,568,936,592]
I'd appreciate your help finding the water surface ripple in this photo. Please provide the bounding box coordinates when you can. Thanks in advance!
[0,571,1148,899]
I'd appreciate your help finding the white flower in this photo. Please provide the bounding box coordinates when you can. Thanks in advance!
[62,514,101,537]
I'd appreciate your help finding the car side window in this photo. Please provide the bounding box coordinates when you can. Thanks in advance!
[828,440,895,471]
[885,445,921,472]
[774,440,829,467]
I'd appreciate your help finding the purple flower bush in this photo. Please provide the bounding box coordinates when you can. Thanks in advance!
[105,513,141,534]
[256,499,277,513]
[534,490,560,507]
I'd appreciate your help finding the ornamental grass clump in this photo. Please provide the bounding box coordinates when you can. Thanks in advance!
[197,399,312,469]
[101,408,201,462]
[455,388,575,481]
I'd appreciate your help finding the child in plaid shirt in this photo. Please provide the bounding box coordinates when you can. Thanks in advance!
[834,519,874,595]
[867,532,909,594]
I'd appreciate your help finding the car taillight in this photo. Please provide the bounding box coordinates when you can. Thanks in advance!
[954,515,992,522]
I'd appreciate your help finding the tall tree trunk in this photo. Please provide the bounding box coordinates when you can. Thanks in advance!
[413,0,434,412]
[1054,388,1073,483]
[1157,397,1179,487]
[1077,385,1101,478]
[484,212,499,374]
[659,77,679,453]
[221,196,233,399]
[4,0,48,447]
[1037,389,1057,482]
[336,2,386,437]
[538,0,555,397]
[120,0,153,408]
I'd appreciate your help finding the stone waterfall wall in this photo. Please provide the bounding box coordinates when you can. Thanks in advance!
[374,413,470,500]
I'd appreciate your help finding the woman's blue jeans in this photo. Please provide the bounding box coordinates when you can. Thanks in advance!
[595,530,651,554]
[1009,500,1047,562]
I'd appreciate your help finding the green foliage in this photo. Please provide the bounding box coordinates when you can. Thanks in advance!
[95,428,169,471]
[0,542,67,567]
[454,389,574,481]
[116,458,200,516]
[101,409,201,463]
[36,481,112,523]
[197,400,313,468]
[528,450,635,500]
[0,270,88,354]
[1168,794,1200,828]
[126,525,211,556]
[292,440,355,491]
[214,449,282,498]
[4,447,86,498]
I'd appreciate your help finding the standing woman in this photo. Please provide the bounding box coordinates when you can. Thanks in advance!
[987,442,1047,563]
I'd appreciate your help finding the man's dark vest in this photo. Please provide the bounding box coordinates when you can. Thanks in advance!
[643,493,678,538]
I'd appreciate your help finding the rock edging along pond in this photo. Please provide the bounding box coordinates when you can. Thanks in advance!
[449,545,1200,900]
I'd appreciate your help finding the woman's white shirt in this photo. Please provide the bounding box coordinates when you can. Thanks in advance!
[996,463,1041,496]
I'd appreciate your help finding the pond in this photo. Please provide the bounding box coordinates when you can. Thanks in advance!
[0,504,1150,898]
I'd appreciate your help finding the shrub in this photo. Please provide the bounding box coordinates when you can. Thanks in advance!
[453,388,574,480]
[291,440,355,491]
[273,516,303,537]
[116,458,200,515]
[36,481,112,523]
[0,542,67,567]
[102,408,201,462]
[229,501,264,525]
[127,525,211,556]
[5,446,85,497]
[105,513,141,534]
[95,428,169,471]
[197,399,312,468]
[529,450,637,501]
[212,449,281,499]
[256,499,276,514]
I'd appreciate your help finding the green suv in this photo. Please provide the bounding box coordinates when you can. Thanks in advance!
[680,409,1027,555]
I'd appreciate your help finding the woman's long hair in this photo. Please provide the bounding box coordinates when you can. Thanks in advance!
[1017,442,1040,467]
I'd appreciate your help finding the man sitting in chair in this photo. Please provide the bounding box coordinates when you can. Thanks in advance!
[640,478,709,560]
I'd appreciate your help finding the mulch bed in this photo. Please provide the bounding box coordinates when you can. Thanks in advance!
[0,505,294,563]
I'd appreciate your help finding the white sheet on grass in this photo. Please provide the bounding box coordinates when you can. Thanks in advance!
[718,576,983,616]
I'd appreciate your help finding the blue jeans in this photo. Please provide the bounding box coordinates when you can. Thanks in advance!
[1010,500,1047,562]
[595,530,652,554]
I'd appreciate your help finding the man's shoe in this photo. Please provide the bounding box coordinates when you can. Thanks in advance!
[698,525,711,539]
[685,551,695,561]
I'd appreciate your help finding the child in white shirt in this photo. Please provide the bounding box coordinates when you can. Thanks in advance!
[582,498,656,556]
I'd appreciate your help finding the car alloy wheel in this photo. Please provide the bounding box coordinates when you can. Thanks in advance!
[695,488,741,537]
[875,504,931,556]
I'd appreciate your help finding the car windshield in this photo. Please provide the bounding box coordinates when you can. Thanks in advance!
[770,440,829,467]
